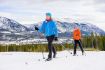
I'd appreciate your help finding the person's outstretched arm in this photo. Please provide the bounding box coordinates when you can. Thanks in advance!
[35,21,45,33]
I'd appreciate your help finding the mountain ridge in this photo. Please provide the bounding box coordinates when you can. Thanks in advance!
[0,17,105,41]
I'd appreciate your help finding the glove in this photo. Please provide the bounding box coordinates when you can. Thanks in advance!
[54,37,58,41]
[35,27,39,31]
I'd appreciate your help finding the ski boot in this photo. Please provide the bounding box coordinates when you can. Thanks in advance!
[46,58,52,61]
[53,53,56,58]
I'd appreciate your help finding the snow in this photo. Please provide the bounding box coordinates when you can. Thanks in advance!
[0,51,105,70]
[0,17,29,32]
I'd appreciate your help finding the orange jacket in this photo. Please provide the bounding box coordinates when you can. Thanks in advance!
[73,28,81,40]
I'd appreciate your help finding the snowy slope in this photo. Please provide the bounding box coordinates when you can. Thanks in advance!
[0,51,105,70]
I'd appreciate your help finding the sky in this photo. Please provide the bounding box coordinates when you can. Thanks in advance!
[0,0,105,31]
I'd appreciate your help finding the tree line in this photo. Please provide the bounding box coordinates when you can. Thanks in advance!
[0,33,105,52]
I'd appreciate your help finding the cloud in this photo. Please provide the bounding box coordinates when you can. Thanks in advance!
[0,12,12,18]
[94,0,105,4]
[0,0,105,31]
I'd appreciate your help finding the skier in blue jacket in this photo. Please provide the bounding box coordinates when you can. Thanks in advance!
[35,13,58,61]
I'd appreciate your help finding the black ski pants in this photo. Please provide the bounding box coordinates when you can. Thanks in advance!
[74,40,84,55]
[46,35,56,58]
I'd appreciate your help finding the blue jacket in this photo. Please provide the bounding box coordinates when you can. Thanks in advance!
[38,20,58,37]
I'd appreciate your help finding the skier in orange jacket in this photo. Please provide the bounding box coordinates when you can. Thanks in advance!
[73,25,84,56]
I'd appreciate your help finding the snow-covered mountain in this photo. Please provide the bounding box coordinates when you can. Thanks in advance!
[56,21,105,36]
[0,17,105,41]
[0,17,36,41]
[25,20,105,38]
[0,17,29,32]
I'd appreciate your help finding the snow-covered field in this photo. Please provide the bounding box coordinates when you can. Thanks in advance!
[0,51,105,70]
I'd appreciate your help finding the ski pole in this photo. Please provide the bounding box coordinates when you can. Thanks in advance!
[35,26,45,59]
[37,40,45,59]
[38,32,45,59]
[58,40,72,54]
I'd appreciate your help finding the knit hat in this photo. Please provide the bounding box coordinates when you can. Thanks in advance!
[46,12,52,17]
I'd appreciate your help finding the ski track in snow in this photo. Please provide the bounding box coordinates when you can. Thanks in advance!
[0,51,105,70]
